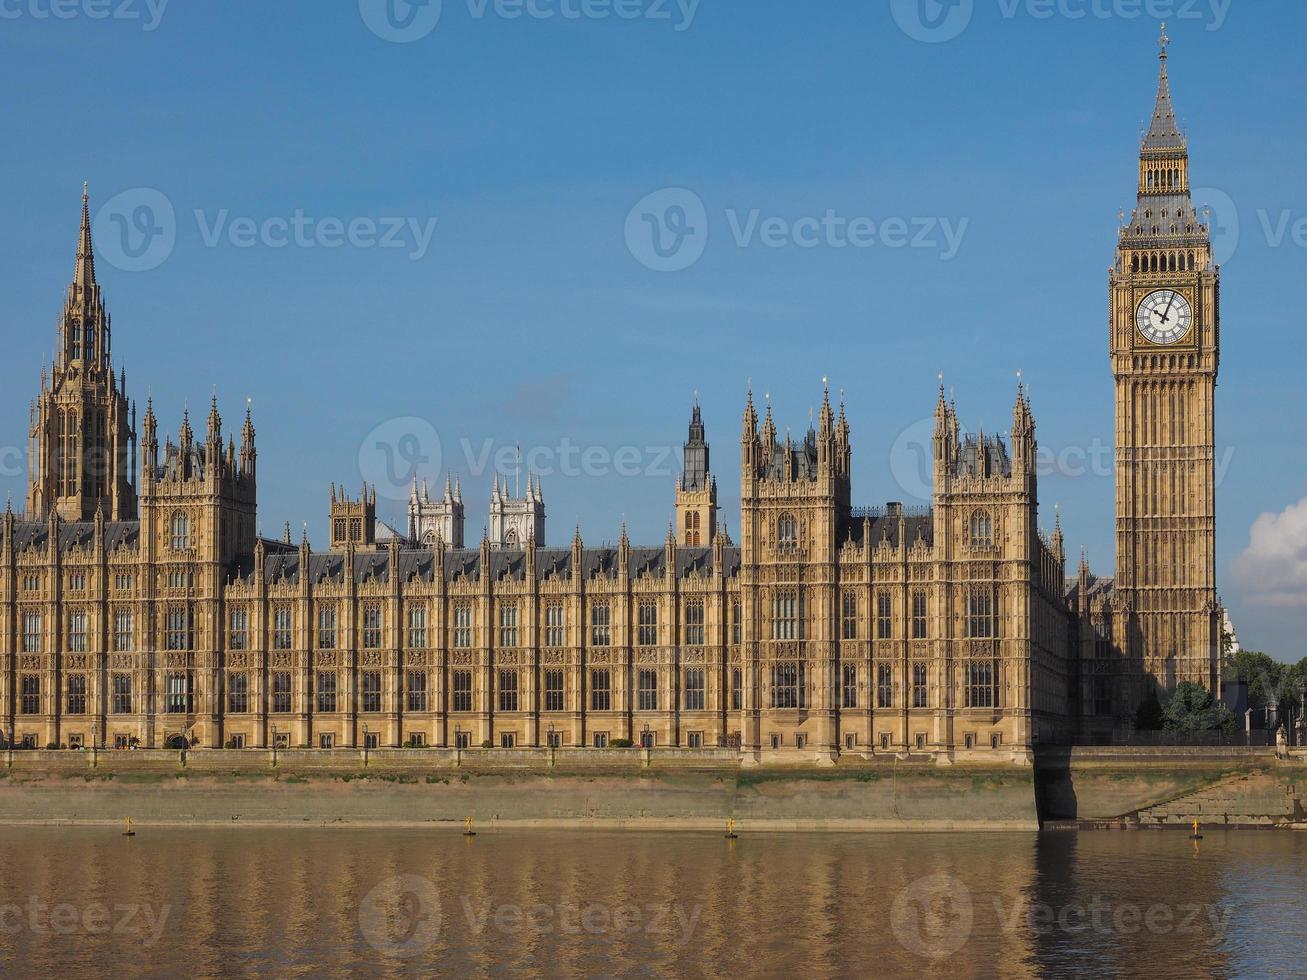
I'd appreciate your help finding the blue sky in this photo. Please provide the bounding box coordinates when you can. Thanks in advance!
[1,0,1304,657]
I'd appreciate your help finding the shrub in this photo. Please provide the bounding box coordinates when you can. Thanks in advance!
[1163,682,1237,736]
[610,738,634,749]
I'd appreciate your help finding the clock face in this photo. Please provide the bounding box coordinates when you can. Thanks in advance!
[1136,289,1193,345]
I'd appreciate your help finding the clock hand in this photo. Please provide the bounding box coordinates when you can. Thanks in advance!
[1162,292,1176,321]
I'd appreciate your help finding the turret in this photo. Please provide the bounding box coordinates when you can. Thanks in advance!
[240,400,257,477]
[1011,375,1035,476]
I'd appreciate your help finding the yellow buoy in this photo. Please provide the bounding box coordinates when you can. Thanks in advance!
[463,815,477,837]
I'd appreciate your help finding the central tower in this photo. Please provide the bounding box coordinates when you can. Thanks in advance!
[1110,26,1220,697]
[27,186,137,521]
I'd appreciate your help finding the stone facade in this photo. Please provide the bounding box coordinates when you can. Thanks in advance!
[0,31,1220,757]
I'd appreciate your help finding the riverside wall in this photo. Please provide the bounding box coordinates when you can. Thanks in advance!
[2,746,1304,831]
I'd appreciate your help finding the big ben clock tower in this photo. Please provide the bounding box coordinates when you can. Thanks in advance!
[1111,25,1221,701]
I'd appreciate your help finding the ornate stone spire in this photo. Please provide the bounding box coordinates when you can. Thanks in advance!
[1143,23,1185,151]
[74,182,97,288]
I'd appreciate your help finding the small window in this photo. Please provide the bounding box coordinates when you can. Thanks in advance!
[406,671,428,712]
[637,669,658,712]
[271,672,292,713]
[841,663,858,709]
[498,669,519,713]
[499,604,519,647]
[684,668,705,711]
[407,606,428,649]
[876,593,892,640]
[593,732,609,748]
[638,602,657,647]
[362,605,383,649]
[914,733,926,751]
[314,606,337,653]
[227,673,249,714]
[684,600,705,646]
[590,669,612,712]
[770,733,781,750]
[544,604,566,648]
[845,733,856,750]
[841,592,858,640]
[879,733,890,751]
[451,670,473,712]
[316,672,338,713]
[170,513,191,551]
[361,671,382,712]
[776,514,798,549]
[590,602,611,646]
[687,731,703,749]
[544,669,564,712]
[20,676,41,715]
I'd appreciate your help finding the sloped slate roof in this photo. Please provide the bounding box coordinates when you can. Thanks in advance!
[10,520,140,553]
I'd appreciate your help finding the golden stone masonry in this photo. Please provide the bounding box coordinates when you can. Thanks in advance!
[0,30,1219,761]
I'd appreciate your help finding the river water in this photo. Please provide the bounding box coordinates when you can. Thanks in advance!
[0,827,1303,977]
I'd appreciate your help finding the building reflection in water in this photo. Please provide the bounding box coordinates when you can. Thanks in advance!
[0,829,1303,977]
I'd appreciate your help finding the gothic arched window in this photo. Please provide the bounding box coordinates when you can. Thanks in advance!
[171,513,191,552]
[505,529,519,549]
[969,510,993,550]
[777,514,798,550]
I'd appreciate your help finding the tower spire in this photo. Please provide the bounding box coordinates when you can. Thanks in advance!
[74,182,96,288]
[1143,22,1184,151]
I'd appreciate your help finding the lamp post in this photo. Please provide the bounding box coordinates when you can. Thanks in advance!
[455,723,463,765]
[362,723,370,767]
[642,722,651,750]
[270,724,278,768]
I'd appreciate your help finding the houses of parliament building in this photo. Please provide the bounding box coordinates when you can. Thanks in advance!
[0,30,1221,759]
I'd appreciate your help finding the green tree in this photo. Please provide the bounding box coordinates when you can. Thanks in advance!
[1162,682,1236,736]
